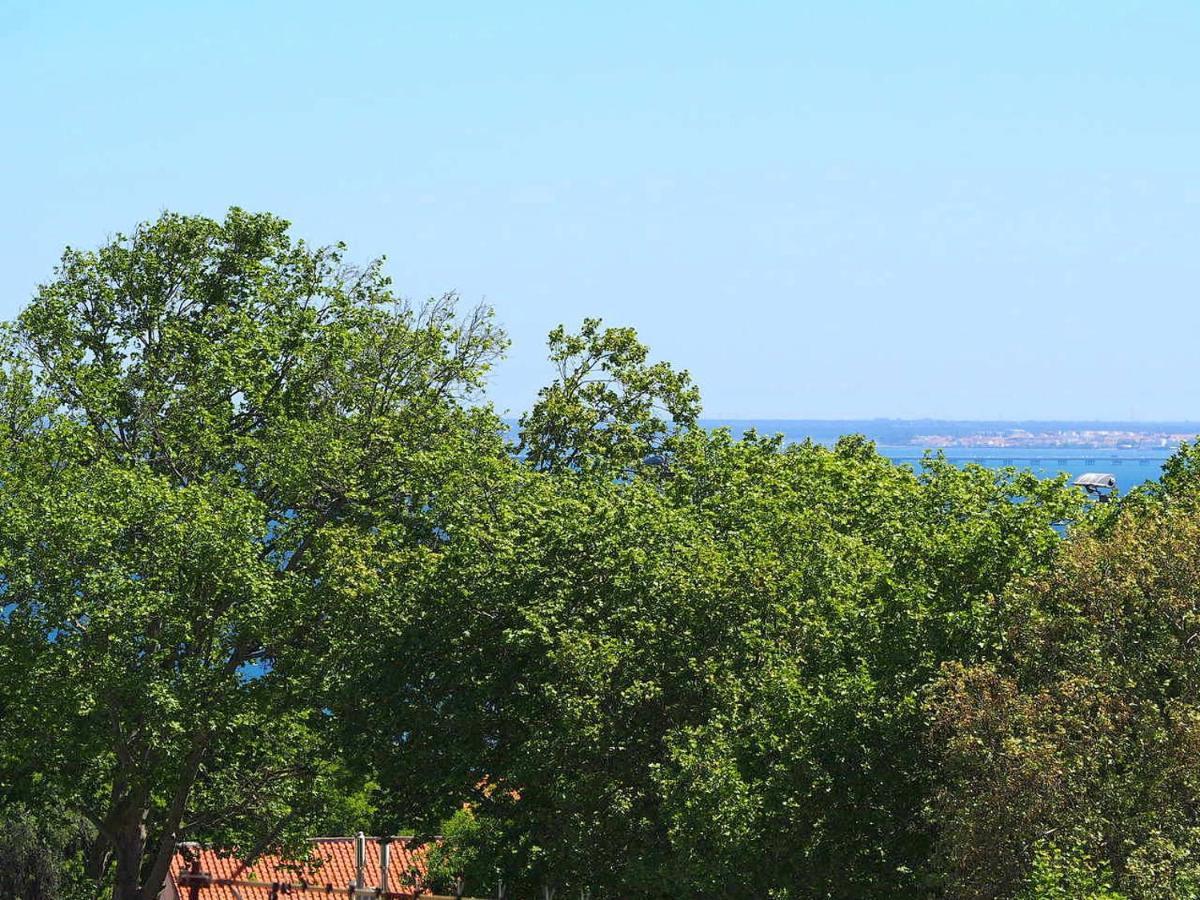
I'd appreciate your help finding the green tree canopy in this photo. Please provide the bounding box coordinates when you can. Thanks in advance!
[6,205,1178,900]
[0,209,505,900]
[518,317,700,474]
[336,425,1082,898]
[0,804,95,900]
[931,448,1200,899]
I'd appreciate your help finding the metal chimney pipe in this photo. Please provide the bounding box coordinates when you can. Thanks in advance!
[355,832,365,889]
[379,837,391,894]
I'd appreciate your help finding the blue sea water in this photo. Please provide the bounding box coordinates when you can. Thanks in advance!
[699,420,1194,493]
[875,446,1169,492]
[504,419,1191,492]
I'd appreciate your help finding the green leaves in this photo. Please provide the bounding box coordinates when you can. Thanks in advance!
[930,478,1200,898]
[0,804,96,900]
[0,208,507,900]
[2,205,1149,899]
[518,318,700,475]
[345,430,1079,897]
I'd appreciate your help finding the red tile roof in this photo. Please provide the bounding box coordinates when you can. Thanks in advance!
[166,837,431,899]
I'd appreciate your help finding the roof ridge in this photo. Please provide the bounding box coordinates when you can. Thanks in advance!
[308,835,421,842]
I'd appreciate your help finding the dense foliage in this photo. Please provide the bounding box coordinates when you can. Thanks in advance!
[930,452,1200,899]
[334,429,1081,897]
[0,805,94,900]
[1,209,1197,899]
[0,210,504,899]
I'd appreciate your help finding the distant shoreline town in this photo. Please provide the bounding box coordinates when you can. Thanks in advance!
[697,420,1200,451]
[910,429,1195,450]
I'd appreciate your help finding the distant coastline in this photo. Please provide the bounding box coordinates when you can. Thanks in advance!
[908,428,1191,450]
[699,419,1200,451]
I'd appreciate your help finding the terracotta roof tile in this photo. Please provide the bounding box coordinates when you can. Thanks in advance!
[167,837,431,899]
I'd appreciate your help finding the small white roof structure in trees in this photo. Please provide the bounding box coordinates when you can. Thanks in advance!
[1073,473,1117,500]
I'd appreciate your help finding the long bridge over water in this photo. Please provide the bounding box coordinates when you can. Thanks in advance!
[886,454,1171,467]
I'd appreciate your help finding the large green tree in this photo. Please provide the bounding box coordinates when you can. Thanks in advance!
[930,444,1200,899]
[338,323,1082,897]
[0,209,505,900]
[0,209,1137,900]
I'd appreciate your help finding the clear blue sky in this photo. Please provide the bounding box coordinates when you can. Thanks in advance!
[2,2,1198,420]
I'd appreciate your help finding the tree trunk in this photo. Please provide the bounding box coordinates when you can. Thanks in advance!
[138,737,209,900]
[85,832,113,883]
[111,813,147,900]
